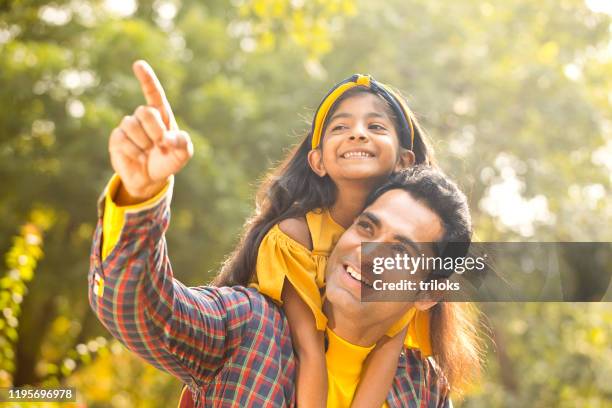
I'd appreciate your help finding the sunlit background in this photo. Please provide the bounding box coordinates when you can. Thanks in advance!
[1,0,611,406]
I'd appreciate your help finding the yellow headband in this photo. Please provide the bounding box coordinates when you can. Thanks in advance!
[310,74,415,150]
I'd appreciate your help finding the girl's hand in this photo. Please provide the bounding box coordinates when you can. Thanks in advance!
[109,60,193,203]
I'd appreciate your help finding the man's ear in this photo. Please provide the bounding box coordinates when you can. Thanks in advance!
[414,300,437,311]
[308,149,327,177]
[395,148,415,171]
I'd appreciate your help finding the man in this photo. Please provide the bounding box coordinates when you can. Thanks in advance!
[89,61,476,407]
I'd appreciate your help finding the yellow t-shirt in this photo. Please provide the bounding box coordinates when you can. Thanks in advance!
[326,327,390,408]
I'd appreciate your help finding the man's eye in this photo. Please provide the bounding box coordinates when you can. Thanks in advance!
[391,243,418,258]
[357,220,373,234]
[391,244,406,255]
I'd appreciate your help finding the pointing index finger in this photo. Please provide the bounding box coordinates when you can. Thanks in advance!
[132,60,177,130]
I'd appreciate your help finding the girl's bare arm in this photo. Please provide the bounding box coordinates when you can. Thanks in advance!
[282,281,327,407]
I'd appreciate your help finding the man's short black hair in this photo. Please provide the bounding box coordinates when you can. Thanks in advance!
[365,165,472,276]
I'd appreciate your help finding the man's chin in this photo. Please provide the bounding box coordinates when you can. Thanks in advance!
[325,283,364,314]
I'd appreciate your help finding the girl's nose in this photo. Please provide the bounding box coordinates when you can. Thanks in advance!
[349,125,369,142]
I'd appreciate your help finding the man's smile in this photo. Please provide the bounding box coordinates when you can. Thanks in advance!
[343,262,374,288]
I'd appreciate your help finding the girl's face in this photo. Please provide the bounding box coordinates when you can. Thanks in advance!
[309,93,414,185]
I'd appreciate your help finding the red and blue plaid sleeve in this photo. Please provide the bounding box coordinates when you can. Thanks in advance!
[386,349,452,407]
[88,187,253,389]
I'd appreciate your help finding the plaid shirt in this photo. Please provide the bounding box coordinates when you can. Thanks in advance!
[88,187,451,407]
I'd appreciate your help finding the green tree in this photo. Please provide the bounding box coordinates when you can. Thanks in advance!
[1,0,610,405]
[0,0,356,398]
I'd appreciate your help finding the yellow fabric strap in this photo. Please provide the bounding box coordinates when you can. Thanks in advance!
[305,209,345,257]
[406,310,432,356]
[101,174,171,261]
[311,75,371,149]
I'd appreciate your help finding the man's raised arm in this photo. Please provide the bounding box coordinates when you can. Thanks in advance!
[88,61,252,391]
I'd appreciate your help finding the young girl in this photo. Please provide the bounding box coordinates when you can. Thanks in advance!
[212,74,436,407]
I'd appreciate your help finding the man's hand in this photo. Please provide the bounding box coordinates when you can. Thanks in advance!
[109,60,193,204]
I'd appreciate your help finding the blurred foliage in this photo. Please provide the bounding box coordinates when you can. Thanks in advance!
[469,303,612,407]
[0,0,610,406]
[0,207,54,382]
[236,0,357,59]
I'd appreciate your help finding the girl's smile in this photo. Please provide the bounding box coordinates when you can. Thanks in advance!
[340,149,375,159]
[309,92,410,184]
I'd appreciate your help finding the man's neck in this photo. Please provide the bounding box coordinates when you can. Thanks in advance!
[323,300,390,347]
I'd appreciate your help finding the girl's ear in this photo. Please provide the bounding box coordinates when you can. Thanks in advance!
[308,149,327,177]
[395,148,416,170]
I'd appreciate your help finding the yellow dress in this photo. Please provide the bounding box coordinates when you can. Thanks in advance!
[251,208,432,354]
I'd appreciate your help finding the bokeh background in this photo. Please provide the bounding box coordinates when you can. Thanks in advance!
[1,0,611,406]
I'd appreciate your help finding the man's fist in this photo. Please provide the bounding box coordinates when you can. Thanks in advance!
[108,60,193,204]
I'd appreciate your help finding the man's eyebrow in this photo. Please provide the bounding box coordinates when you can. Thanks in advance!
[361,211,381,228]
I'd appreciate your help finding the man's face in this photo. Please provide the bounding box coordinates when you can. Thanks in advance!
[325,189,444,326]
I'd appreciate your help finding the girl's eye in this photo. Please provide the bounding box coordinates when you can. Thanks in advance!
[332,124,347,131]
[369,124,386,131]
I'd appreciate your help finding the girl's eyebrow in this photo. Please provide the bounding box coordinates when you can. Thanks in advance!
[329,111,388,121]
[365,112,389,121]
[329,112,352,121]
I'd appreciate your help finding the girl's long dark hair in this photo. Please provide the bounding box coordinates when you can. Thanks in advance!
[212,86,436,287]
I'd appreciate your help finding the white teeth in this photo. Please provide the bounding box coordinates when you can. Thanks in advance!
[347,265,372,287]
[347,265,362,281]
[342,151,373,159]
